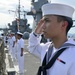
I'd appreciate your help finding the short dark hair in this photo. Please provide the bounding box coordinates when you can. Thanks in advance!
[56,15,73,34]
[17,34,23,38]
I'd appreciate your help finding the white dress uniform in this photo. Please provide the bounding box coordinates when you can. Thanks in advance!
[12,36,16,59]
[8,36,13,56]
[8,36,12,54]
[17,38,24,74]
[13,40,18,60]
[28,32,75,75]
[3,35,7,46]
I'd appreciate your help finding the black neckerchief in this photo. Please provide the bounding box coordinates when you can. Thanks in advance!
[37,43,75,75]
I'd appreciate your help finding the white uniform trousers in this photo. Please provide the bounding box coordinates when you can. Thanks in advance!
[9,45,13,55]
[8,45,11,55]
[17,53,24,75]
[12,47,16,59]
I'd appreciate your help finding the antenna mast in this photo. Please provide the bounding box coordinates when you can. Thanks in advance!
[18,0,20,19]
[17,0,21,31]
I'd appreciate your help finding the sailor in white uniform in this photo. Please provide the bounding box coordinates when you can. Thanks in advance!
[16,32,25,75]
[8,33,13,56]
[13,34,18,61]
[28,3,75,75]
[3,34,7,47]
[11,32,16,59]
[7,34,12,55]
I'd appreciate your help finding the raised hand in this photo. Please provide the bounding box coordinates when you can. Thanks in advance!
[34,19,44,34]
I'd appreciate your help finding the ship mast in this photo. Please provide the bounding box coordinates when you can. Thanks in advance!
[18,0,20,20]
[17,0,21,31]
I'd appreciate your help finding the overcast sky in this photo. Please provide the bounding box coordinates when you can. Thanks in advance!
[0,0,75,33]
[0,0,32,28]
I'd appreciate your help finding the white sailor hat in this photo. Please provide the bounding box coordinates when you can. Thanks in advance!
[42,3,75,18]
[17,32,23,36]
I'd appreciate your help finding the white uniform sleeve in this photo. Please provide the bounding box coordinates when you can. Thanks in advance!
[12,36,15,41]
[28,32,45,59]
[19,39,24,49]
[68,62,75,75]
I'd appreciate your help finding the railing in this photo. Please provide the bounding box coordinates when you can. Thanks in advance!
[0,38,6,75]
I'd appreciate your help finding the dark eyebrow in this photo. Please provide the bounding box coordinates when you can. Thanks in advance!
[43,18,49,21]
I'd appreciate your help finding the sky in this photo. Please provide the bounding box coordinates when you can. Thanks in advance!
[0,0,32,28]
[0,0,75,34]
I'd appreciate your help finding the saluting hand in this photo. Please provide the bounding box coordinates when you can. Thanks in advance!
[34,19,44,34]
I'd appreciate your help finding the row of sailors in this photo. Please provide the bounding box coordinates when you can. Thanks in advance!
[6,32,25,75]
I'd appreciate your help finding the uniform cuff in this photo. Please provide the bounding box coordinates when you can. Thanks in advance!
[33,32,41,38]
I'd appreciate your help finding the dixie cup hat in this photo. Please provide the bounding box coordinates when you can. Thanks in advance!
[17,32,23,36]
[42,3,75,18]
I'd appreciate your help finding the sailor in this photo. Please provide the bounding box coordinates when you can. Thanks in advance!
[16,32,25,75]
[8,33,13,56]
[3,34,7,47]
[7,34,12,55]
[13,33,18,62]
[11,32,16,59]
[28,3,75,75]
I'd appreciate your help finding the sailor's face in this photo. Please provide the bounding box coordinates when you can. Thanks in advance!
[16,34,20,39]
[15,34,18,39]
[42,15,62,39]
